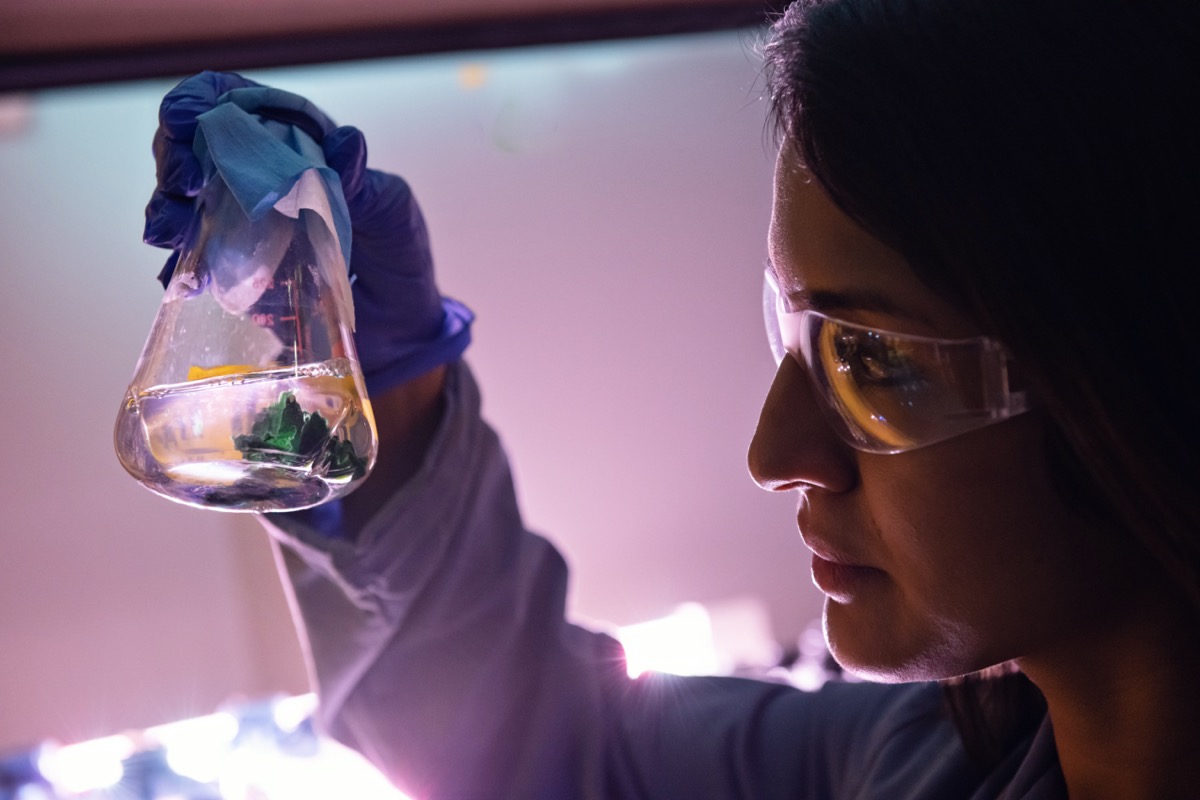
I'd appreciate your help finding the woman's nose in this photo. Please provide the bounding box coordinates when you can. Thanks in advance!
[748,354,857,493]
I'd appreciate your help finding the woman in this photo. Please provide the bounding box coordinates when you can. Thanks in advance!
[144,1,1200,797]
[756,1,1200,796]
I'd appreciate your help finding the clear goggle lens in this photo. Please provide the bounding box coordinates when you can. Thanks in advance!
[762,269,1030,454]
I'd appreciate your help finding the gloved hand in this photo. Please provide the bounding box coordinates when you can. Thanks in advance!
[144,70,472,396]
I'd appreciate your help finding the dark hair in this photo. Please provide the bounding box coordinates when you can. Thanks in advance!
[763,0,1200,767]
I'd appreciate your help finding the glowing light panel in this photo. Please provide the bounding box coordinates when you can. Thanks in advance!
[617,602,718,678]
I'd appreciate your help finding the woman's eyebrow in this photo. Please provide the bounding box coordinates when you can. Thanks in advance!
[808,288,938,328]
[765,257,935,327]
[807,288,909,316]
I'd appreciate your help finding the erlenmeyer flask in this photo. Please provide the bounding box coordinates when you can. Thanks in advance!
[115,168,377,512]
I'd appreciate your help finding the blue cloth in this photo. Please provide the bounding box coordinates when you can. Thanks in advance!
[262,361,1066,799]
[191,92,352,274]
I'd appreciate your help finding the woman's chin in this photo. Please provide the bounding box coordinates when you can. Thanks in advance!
[822,602,985,684]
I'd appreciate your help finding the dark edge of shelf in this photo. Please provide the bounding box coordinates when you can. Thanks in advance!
[1,3,780,93]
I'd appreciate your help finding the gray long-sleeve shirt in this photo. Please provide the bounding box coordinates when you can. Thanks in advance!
[261,361,1066,799]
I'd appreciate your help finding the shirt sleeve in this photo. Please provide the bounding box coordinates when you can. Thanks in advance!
[259,360,983,800]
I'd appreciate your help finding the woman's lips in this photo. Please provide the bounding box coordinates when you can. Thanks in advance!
[809,551,883,603]
[798,501,885,601]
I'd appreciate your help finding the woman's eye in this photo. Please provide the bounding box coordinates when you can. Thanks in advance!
[835,332,926,389]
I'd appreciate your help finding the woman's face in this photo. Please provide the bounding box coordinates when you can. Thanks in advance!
[749,146,1145,682]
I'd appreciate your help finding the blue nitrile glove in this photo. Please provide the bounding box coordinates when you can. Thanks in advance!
[144,70,473,395]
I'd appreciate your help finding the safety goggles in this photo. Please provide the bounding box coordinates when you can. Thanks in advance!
[763,268,1031,454]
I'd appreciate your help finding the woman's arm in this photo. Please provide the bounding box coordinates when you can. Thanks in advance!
[259,361,629,797]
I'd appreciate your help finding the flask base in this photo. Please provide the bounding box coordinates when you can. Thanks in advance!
[141,460,346,512]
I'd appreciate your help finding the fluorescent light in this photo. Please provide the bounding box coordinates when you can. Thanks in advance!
[37,734,133,794]
[617,602,718,678]
[145,710,239,784]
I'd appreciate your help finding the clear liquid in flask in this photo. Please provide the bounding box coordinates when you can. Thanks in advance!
[115,358,377,512]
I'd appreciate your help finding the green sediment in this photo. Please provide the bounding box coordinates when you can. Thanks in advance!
[233,391,367,478]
